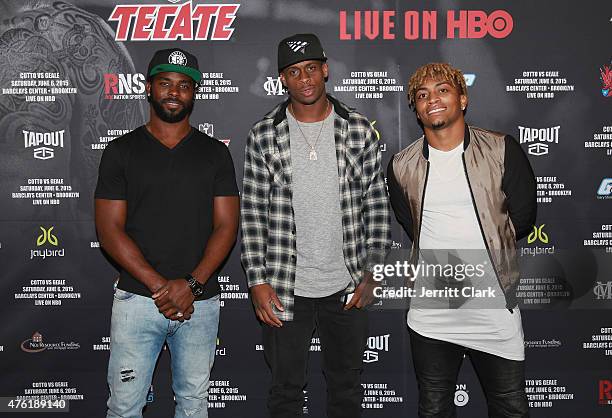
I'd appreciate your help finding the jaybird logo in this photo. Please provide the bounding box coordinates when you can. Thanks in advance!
[527,225,549,244]
[36,226,58,247]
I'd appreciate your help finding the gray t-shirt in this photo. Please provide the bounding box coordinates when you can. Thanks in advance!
[286,106,352,297]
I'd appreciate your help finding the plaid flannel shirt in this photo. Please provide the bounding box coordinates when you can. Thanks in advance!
[240,95,391,321]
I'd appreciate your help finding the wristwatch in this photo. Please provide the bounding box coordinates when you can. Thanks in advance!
[184,274,204,297]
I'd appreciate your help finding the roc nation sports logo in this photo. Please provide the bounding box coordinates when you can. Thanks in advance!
[31,226,64,259]
[168,50,187,65]
[599,379,612,405]
[103,73,146,99]
[518,126,560,156]
[264,76,285,96]
[600,64,612,97]
[286,40,309,54]
[109,1,239,41]
[23,130,65,160]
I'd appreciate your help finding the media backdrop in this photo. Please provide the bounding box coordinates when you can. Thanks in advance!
[1,0,611,417]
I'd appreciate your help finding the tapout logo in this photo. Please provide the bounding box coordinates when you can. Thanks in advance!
[23,130,65,160]
[518,126,560,156]
[363,334,390,363]
[109,1,239,41]
[103,73,146,100]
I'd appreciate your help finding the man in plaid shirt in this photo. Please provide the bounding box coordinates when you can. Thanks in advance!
[241,33,391,417]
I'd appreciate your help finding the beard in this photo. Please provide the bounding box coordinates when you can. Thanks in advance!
[149,95,194,123]
[431,120,446,129]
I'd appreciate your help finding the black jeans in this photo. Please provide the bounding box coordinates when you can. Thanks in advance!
[262,292,369,418]
[409,327,530,418]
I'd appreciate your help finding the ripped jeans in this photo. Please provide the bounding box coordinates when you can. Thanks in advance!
[106,288,219,418]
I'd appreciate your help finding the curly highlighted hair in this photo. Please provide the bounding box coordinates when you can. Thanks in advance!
[407,63,468,109]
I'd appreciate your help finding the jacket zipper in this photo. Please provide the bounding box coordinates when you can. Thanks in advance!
[415,161,430,254]
[461,154,509,306]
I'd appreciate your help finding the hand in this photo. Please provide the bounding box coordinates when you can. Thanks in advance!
[344,271,377,310]
[250,283,284,327]
[152,279,195,321]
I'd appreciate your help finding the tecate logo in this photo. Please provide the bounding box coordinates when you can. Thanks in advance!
[109,2,239,41]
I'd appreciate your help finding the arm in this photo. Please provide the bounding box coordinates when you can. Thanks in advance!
[240,128,284,327]
[240,128,270,288]
[387,157,414,242]
[360,123,392,271]
[345,122,391,309]
[502,135,537,240]
[95,199,167,292]
[152,196,239,316]
[191,196,239,283]
[94,141,168,294]
[153,143,240,316]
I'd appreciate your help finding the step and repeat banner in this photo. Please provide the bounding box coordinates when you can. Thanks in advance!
[1,0,611,416]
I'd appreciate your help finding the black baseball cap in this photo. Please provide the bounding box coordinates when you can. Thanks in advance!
[278,33,327,73]
[147,48,202,83]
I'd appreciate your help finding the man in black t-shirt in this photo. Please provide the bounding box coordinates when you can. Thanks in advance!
[95,48,239,418]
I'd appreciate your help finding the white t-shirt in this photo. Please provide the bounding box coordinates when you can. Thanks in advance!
[407,142,525,361]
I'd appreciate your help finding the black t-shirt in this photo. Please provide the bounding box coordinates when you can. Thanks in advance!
[95,126,239,299]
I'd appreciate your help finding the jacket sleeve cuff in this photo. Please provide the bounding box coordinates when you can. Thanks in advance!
[246,268,268,288]
[365,248,388,272]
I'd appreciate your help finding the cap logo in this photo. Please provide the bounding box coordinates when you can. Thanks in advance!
[168,50,187,66]
[287,41,309,54]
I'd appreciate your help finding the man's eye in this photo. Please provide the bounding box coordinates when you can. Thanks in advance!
[440,88,448,93]
[417,93,427,99]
